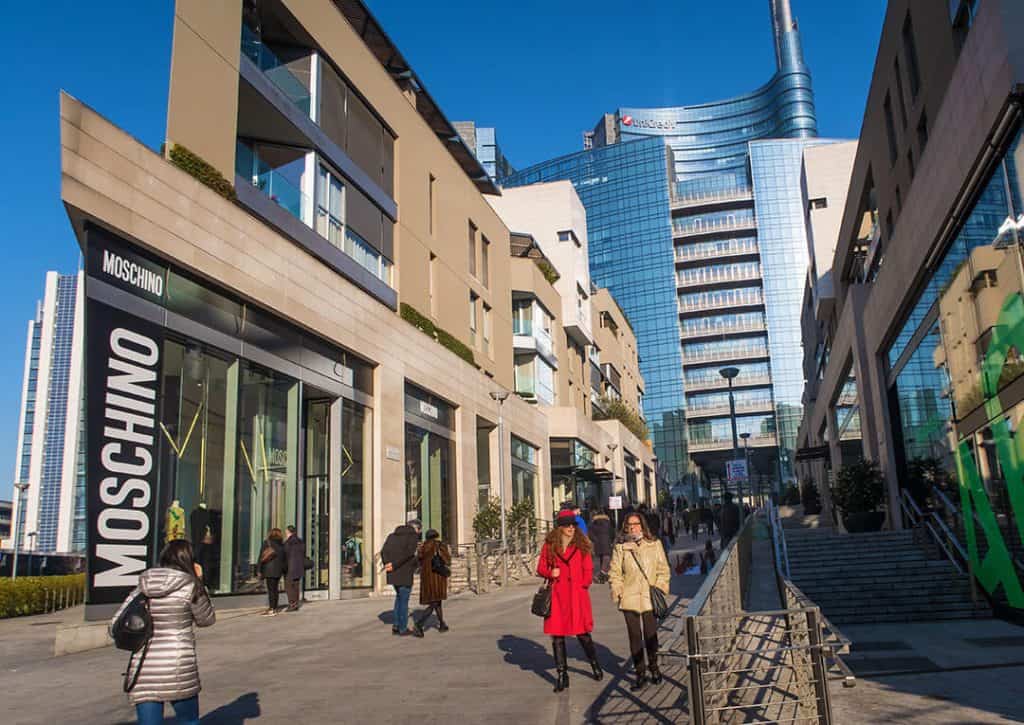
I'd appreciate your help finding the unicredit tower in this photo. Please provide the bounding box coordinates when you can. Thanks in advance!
[505,0,832,496]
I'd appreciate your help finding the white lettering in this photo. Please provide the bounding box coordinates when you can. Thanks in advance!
[104,408,155,447]
[111,329,159,367]
[101,251,163,297]
[98,509,150,540]
[94,544,148,587]
[99,476,151,508]
[101,442,152,476]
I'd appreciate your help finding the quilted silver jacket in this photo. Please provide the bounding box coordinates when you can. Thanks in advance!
[110,568,216,704]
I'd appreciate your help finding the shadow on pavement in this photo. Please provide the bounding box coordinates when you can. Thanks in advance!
[201,691,261,723]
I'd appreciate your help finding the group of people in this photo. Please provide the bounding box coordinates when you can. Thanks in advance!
[675,492,743,546]
[538,507,671,693]
[380,518,452,637]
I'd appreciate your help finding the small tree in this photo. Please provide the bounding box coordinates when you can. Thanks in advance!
[507,499,539,547]
[472,497,502,541]
[833,459,885,515]
[904,456,945,509]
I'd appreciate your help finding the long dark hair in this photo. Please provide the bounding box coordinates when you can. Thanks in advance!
[159,539,204,601]
[544,523,593,557]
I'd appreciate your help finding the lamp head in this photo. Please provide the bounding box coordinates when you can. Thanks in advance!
[740,432,751,441]
[719,366,740,380]
[489,391,510,403]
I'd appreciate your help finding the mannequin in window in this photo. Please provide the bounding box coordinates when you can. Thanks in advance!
[165,499,186,542]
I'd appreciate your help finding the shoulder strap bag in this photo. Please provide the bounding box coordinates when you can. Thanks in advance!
[111,591,153,692]
[629,548,669,621]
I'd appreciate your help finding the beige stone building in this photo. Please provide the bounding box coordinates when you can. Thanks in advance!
[67,0,653,616]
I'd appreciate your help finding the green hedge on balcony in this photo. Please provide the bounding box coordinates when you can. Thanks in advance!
[593,395,649,442]
[0,574,86,619]
[400,303,476,367]
[168,144,237,201]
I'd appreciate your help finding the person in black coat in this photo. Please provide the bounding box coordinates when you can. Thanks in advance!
[258,528,286,615]
[588,510,614,583]
[381,519,421,635]
[283,525,306,612]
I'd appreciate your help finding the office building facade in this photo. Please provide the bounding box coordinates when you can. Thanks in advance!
[505,0,823,494]
[64,0,652,617]
[10,271,86,555]
[797,0,1024,617]
[454,121,515,182]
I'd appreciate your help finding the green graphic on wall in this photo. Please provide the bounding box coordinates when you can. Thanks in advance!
[954,292,1024,609]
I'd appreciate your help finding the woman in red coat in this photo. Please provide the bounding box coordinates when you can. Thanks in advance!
[536,509,603,693]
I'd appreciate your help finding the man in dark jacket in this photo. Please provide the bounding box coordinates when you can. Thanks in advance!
[719,492,742,545]
[381,519,421,635]
[283,525,306,612]
[588,510,613,583]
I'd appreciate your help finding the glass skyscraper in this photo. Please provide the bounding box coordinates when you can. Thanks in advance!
[505,0,827,493]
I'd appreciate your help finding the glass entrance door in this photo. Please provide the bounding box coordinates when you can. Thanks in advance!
[304,399,330,592]
[405,423,453,542]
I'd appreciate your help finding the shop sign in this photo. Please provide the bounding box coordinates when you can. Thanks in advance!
[419,401,439,420]
[85,296,164,605]
[385,446,401,461]
[726,459,748,482]
[86,229,167,304]
[608,495,623,510]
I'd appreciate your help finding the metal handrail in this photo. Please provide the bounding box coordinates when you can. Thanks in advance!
[927,485,1024,575]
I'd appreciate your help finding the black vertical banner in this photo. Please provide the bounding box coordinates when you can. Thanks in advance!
[85,295,164,606]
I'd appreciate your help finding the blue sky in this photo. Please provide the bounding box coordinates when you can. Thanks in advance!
[0,0,885,500]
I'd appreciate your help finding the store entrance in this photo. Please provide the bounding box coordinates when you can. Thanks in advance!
[304,397,331,595]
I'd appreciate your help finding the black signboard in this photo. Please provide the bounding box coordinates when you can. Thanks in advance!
[85,226,167,305]
[85,294,164,605]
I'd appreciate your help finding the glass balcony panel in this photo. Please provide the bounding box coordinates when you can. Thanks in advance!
[241,24,312,116]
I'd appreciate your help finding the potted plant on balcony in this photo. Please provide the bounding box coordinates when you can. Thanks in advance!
[833,459,886,533]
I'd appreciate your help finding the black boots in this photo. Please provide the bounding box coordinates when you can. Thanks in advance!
[648,657,663,685]
[552,638,569,693]
[577,634,603,681]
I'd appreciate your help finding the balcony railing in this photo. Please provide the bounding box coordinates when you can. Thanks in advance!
[237,147,310,223]
[684,373,772,392]
[682,346,769,365]
[685,398,775,419]
[513,322,555,361]
[671,186,753,210]
[688,434,777,452]
[241,25,312,116]
[678,292,764,314]
[677,266,761,289]
[676,239,759,263]
[673,216,757,239]
[681,318,767,338]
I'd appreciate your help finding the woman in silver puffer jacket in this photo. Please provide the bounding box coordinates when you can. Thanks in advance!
[110,539,216,724]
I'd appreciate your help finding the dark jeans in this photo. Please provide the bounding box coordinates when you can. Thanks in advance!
[135,696,199,725]
[623,610,659,673]
[416,601,445,628]
[285,577,301,607]
[266,576,280,610]
[393,585,411,631]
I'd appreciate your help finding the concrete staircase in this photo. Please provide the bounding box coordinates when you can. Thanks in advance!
[785,528,991,625]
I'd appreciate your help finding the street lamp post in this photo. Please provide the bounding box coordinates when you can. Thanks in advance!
[11,482,28,580]
[607,443,618,529]
[740,432,752,510]
[719,367,740,499]
[26,532,37,577]
[489,391,510,586]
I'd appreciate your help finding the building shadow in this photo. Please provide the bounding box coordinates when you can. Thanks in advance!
[201,692,261,723]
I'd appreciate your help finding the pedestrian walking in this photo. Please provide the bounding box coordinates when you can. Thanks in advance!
[110,539,215,725]
[701,504,715,538]
[589,509,613,584]
[719,491,741,545]
[258,528,286,616]
[689,505,702,541]
[381,518,421,635]
[608,513,671,690]
[283,525,306,612]
[412,529,451,636]
[536,509,603,693]
[701,539,717,574]
[660,509,675,553]
[561,500,588,536]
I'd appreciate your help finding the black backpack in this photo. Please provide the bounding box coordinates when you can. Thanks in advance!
[111,592,153,692]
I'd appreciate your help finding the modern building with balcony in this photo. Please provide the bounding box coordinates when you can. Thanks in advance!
[504,0,840,497]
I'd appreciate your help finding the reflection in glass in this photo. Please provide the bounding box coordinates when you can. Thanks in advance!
[405,424,453,543]
[305,400,330,591]
[341,400,372,587]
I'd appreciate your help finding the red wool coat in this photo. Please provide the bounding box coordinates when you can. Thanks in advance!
[536,543,594,636]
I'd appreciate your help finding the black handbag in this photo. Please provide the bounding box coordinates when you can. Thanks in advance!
[431,545,451,577]
[629,549,669,620]
[111,591,153,692]
[531,580,553,618]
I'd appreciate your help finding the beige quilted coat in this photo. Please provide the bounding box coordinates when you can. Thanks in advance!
[110,568,216,704]
[608,537,671,613]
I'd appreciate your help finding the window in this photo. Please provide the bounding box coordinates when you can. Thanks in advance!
[894,58,909,129]
[917,111,929,153]
[428,174,436,237]
[316,165,345,248]
[884,93,898,166]
[558,230,581,247]
[903,14,921,100]
[468,221,477,277]
[428,252,437,317]
[810,197,828,210]
[481,236,490,288]
[482,303,492,355]
[469,291,478,347]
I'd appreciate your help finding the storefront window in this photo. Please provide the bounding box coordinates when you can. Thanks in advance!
[511,436,539,506]
[156,341,231,593]
[476,424,492,510]
[341,399,372,587]
[233,363,299,594]
[404,385,456,543]
[304,400,330,591]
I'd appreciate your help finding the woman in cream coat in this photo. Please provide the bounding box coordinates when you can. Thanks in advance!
[608,511,671,690]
